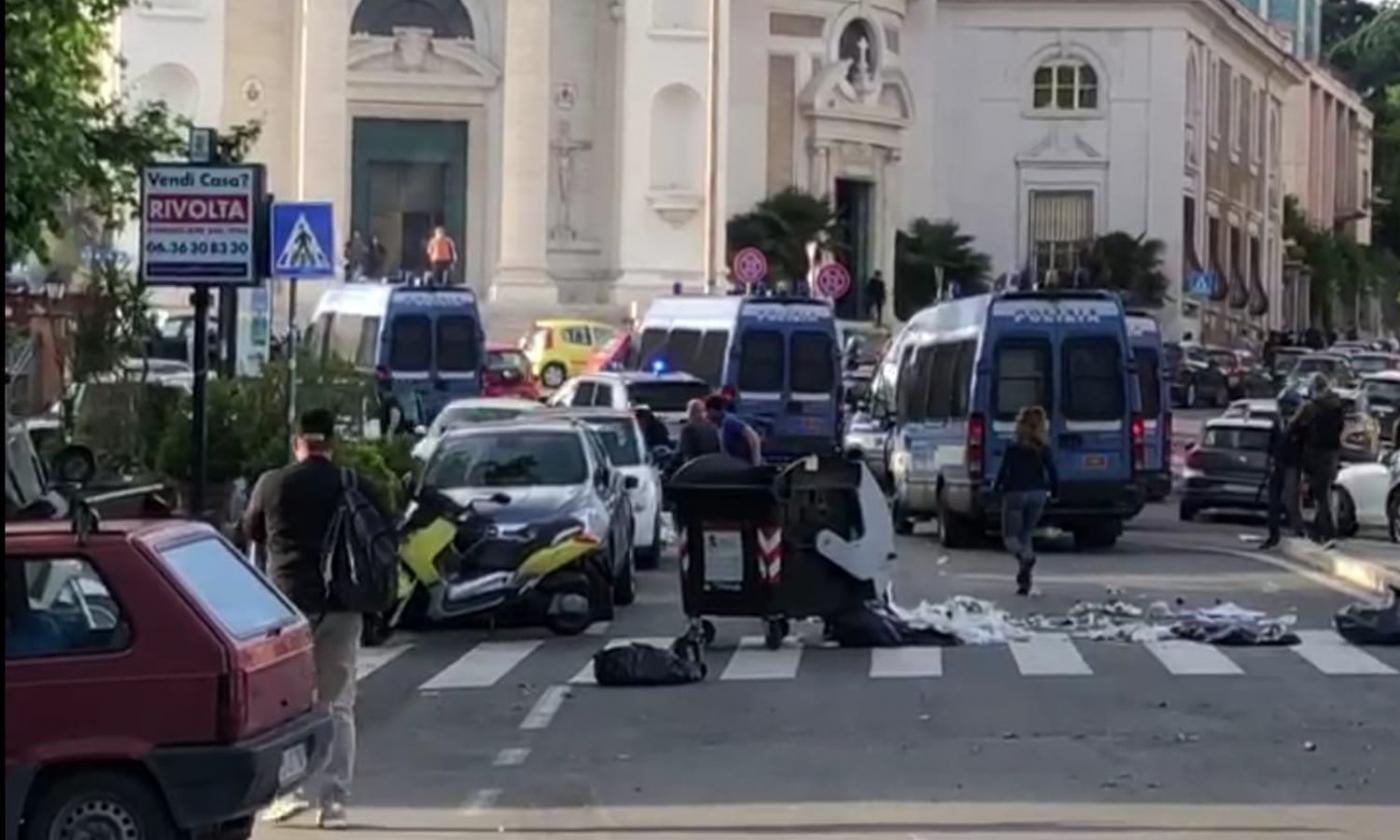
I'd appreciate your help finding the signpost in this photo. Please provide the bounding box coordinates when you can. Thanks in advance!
[732,247,768,286]
[140,160,266,517]
[814,262,852,300]
[269,202,336,437]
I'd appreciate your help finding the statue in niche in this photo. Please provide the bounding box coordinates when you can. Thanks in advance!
[551,119,592,242]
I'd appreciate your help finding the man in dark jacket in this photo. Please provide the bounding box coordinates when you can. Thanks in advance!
[1259,413,1305,549]
[1290,374,1346,544]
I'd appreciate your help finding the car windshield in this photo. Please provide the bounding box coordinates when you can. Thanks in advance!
[626,380,710,412]
[426,430,588,487]
[1365,380,1400,406]
[1183,345,1209,364]
[583,417,642,466]
[1294,357,1342,376]
[1203,427,1272,451]
[488,349,531,372]
[432,404,534,435]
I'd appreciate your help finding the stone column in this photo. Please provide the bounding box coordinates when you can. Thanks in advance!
[492,0,555,302]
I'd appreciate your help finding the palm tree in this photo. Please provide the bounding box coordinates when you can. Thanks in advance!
[894,218,992,319]
[1081,232,1168,307]
[726,188,842,289]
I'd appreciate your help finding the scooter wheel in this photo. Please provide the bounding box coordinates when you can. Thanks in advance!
[543,571,596,636]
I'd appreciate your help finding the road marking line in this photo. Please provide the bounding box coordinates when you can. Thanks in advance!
[1205,547,1385,604]
[493,747,531,767]
[569,637,674,685]
[720,636,803,681]
[1144,640,1244,675]
[1291,630,1397,676]
[520,685,571,730]
[355,643,411,682]
[1008,634,1093,676]
[459,788,502,813]
[418,640,543,691]
[869,647,943,678]
[584,621,612,636]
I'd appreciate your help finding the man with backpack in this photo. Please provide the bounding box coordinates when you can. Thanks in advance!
[243,408,393,829]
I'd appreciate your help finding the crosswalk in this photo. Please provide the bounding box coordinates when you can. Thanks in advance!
[357,631,1399,690]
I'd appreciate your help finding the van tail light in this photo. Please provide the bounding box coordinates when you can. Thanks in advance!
[967,413,986,481]
[216,668,249,742]
[1131,414,1146,472]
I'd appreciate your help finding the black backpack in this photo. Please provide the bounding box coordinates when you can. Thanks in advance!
[321,470,398,614]
[1309,400,1345,451]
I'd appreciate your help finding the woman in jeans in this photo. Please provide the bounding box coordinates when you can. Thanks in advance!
[995,406,1058,595]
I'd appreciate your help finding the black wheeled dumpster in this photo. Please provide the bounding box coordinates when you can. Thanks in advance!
[667,453,884,649]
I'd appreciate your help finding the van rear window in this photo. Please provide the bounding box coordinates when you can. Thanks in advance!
[628,380,711,412]
[694,331,729,385]
[436,316,480,372]
[790,332,834,393]
[995,342,1051,419]
[739,330,784,392]
[1134,348,1162,417]
[159,538,299,640]
[636,329,668,369]
[389,315,431,370]
[667,329,702,373]
[1063,338,1125,420]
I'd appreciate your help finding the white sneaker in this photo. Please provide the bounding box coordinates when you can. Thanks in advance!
[317,802,349,830]
[260,794,312,823]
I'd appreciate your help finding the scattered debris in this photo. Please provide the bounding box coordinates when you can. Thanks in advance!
[1238,534,1263,544]
[1303,741,1318,753]
[1001,731,1019,740]
[890,595,1031,645]
[936,555,950,566]
[1333,587,1400,646]
[1170,602,1300,646]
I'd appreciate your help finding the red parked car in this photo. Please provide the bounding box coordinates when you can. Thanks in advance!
[483,344,541,400]
[5,516,330,840]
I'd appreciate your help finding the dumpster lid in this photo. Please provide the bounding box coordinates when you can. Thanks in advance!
[668,453,777,490]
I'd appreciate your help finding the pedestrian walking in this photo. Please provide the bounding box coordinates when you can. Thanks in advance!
[343,230,367,281]
[364,235,387,280]
[994,406,1058,596]
[865,270,887,326]
[1258,411,1305,549]
[243,409,388,829]
[1290,373,1345,544]
[705,394,762,466]
[426,225,458,287]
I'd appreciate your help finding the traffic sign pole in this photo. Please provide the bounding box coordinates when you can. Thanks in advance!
[189,287,211,518]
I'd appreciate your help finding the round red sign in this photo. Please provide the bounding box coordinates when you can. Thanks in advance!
[815,262,852,299]
[732,247,768,284]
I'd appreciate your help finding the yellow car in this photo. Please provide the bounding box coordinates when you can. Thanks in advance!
[523,319,618,388]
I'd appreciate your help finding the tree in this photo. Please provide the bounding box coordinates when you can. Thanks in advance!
[5,0,189,267]
[1323,0,1380,54]
[1081,232,1169,308]
[893,219,992,319]
[726,188,842,288]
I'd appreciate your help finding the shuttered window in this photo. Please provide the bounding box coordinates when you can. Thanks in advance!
[1029,191,1093,278]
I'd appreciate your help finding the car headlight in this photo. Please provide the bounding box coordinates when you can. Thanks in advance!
[891,451,910,475]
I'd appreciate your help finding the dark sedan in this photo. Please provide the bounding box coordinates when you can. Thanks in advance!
[1165,342,1230,408]
[1179,417,1273,521]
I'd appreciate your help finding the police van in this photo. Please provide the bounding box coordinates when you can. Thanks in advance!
[307,284,485,430]
[873,290,1145,549]
[632,295,841,460]
[1126,312,1172,501]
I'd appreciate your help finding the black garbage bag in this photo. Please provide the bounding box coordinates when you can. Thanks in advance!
[593,637,707,686]
[1170,617,1299,646]
[828,601,961,648]
[1334,588,1400,646]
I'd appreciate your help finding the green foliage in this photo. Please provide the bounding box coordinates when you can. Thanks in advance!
[155,380,247,484]
[894,219,992,319]
[1286,193,1382,329]
[1081,232,1169,308]
[726,188,843,288]
[336,438,412,514]
[1323,0,1381,54]
[67,250,155,384]
[73,381,182,478]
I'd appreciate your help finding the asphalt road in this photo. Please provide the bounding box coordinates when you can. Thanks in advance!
[256,409,1399,839]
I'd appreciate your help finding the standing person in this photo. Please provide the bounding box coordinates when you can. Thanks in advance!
[364,235,387,281]
[244,409,387,829]
[677,398,720,464]
[994,406,1059,596]
[865,270,887,326]
[426,225,458,287]
[1258,411,1305,549]
[343,230,367,281]
[1290,374,1346,544]
[705,394,762,466]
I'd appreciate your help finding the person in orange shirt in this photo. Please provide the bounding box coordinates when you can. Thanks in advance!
[426,225,458,287]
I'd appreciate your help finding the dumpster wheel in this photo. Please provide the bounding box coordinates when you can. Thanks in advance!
[763,618,790,650]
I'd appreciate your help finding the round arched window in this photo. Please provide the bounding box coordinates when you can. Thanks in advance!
[351,0,474,39]
[1032,61,1098,112]
[838,19,878,87]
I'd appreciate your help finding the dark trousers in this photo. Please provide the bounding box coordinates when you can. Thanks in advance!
[1304,449,1341,542]
[429,260,453,287]
[1266,464,1302,540]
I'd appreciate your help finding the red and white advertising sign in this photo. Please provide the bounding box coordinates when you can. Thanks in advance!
[732,247,768,284]
[814,262,852,299]
[140,164,261,286]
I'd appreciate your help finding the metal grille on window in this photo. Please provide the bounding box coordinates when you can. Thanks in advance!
[1030,191,1093,283]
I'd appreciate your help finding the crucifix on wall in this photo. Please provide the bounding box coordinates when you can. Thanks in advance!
[551,119,592,242]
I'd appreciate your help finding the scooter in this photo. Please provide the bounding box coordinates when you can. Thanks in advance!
[361,487,610,645]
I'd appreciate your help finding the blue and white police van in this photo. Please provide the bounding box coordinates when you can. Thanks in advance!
[308,284,486,430]
[1126,312,1172,501]
[632,295,842,460]
[873,290,1146,549]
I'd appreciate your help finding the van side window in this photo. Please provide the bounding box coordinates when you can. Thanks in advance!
[925,344,959,419]
[694,331,729,385]
[1063,338,1125,420]
[6,557,130,659]
[436,316,480,373]
[327,314,363,364]
[306,313,333,363]
[1133,348,1161,418]
[637,329,668,369]
[355,317,380,368]
[593,383,615,407]
[389,315,432,371]
[995,342,1051,419]
[951,340,975,418]
[900,346,934,423]
[790,332,835,394]
[571,382,598,407]
[738,330,784,392]
[667,329,702,375]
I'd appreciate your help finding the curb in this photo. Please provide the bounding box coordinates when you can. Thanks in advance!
[1279,537,1400,597]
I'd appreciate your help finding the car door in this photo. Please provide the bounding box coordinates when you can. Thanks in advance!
[584,430,628,571]
[561,325,595,375]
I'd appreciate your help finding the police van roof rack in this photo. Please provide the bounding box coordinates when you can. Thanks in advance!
[999,289,1117,301]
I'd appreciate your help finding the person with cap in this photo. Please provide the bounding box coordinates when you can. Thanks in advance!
[244,408,388,829]
[677,398,720,465]
[1289,373,1346,544]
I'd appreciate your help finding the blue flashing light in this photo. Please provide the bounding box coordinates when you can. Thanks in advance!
[650,358,668,374]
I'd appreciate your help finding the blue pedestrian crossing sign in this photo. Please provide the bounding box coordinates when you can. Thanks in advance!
[270,202,335,279]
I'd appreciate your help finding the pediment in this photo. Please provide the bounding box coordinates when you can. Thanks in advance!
[799,61,913,127]
[1016,126,1104,165]
[348,29,501,86]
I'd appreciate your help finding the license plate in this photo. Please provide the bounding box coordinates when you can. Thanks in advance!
[278,742,309,787]
[1224,483,1260,495]
[1083,454,1107,469]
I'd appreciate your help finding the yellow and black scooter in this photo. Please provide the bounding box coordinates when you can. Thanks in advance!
[363,487,609,645]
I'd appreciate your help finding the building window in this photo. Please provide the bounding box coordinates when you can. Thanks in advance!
[350,0,475,39]
[1032,61,1098,112]
[1216,62,1232,145]
[1235,77,1251,157]
[1186,55,1200,126]
[1255,93,1266,163]
[1029,191,1093,278]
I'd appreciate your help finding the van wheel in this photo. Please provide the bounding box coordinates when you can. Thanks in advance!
[1073,522,1120,550]
[26,771,176,840]
[541,363,567,389]
[937,493,978,549]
